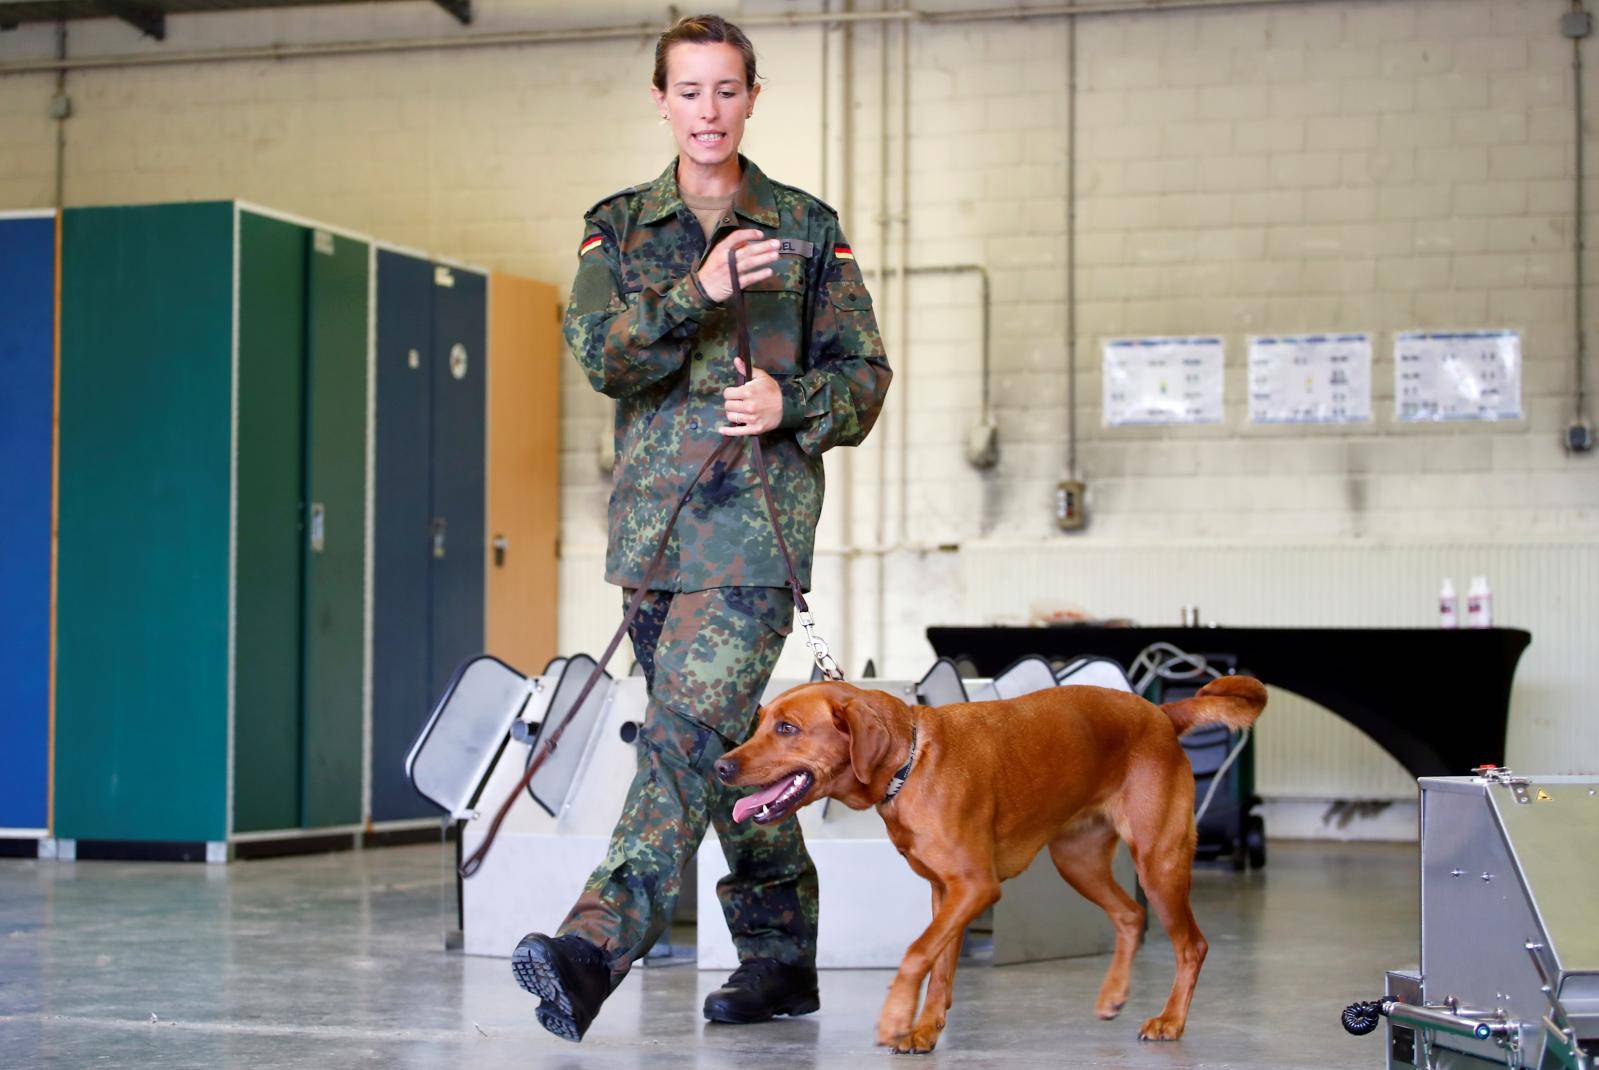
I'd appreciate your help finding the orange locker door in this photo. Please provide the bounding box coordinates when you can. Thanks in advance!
[485,273,560,673]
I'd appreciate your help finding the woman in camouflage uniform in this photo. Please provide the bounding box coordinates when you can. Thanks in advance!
[512,14,892,1044]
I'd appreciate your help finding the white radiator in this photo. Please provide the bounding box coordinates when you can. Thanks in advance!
[960,540,1599,799]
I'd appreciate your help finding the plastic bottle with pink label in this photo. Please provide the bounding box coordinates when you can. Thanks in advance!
[1439,578,1458,629]
[1466,576,1493,629]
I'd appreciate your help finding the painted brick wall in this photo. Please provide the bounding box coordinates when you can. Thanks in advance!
[4,0,1596,803]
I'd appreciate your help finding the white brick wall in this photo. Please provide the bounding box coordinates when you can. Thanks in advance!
[4,0,1597,797]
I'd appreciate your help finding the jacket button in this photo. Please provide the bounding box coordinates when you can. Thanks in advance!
[693,351,703,361]
[688,417,700,431]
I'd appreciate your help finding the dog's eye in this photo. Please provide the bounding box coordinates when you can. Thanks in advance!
[774,721,798,736]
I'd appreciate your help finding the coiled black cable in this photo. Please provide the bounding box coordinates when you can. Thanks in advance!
[1341,1000,1383,1036]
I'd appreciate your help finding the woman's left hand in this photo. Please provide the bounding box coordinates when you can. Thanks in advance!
[719,358,783,436]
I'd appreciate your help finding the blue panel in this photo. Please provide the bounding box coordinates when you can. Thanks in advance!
[428,267,488,706]
[0,215,56,832]
[371,249,438,821]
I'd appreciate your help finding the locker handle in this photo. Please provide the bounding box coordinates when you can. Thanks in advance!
[310,503,326,553]
[492,534,508,567]
[432,517,447,559]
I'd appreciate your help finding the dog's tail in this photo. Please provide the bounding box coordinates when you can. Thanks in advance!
[1160,675,1267,736]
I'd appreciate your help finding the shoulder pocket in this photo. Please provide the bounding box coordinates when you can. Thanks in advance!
[571,247,621,315]
[825,258,873,310]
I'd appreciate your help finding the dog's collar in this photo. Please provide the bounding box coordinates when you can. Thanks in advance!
[879,723,919,806]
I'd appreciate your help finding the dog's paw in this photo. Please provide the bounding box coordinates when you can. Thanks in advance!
[1137,1014,1186,1041]
[1094,998,1125,1020]
[876,1006,915,1047]
[891,1023,942,1055]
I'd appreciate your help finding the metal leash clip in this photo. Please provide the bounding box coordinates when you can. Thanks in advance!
[797,610,845,681]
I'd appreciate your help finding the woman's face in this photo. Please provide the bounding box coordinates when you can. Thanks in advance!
[651,41,759,171]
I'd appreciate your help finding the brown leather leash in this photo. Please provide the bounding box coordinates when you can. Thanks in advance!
[458,246,841,879]
[724,246,844,680]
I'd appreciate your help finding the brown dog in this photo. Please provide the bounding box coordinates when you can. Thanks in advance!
[714,675,1267,1054]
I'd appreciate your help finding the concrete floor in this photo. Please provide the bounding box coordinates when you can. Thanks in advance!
[0,839,1413,1069]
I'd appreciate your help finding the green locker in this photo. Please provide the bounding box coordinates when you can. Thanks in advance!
[55,202,371,855]
[301,230,369,829]
[235,211,308,834]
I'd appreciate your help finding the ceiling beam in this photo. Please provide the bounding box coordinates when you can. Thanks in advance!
[96,0,164,39]
[432,0,468,26]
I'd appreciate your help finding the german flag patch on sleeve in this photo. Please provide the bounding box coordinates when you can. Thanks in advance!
[579,233,605,257]
[833,244,855,262]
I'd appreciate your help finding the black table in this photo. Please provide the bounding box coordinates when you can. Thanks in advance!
[925,626,1532,780]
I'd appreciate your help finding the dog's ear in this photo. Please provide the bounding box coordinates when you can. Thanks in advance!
[834,695,892,790]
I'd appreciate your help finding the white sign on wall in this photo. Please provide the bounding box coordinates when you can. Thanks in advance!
[1248,333,1372,424]
[1102,336,1225,426]
[1395,329,1522,422]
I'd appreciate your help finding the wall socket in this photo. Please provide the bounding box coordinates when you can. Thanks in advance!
[1567,420,1593,454]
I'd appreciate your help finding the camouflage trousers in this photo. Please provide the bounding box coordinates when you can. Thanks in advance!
[557,586,820,978]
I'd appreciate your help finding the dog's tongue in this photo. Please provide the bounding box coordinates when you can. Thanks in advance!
[732,779,791,824]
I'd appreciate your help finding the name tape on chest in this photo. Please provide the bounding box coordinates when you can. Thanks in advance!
[771,238,856,262]
[775,238,815,259]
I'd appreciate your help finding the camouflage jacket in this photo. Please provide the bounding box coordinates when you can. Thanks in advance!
[564,156,892,593]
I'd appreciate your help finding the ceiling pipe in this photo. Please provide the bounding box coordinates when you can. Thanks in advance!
[895,5,910,552]
[836,0,859,676]
[1065,7,1079,482]
[818,0,830,207]
[1,0,1373,77]
[874,8,891,675]
[1565,1,1594,451]
[0,9,910,75]
[51,21,66,208]
[921,0,1315,23]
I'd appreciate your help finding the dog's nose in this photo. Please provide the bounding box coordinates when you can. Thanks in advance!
[714,757,738,783]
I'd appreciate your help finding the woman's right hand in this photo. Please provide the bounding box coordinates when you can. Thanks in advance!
[697,229,782,303]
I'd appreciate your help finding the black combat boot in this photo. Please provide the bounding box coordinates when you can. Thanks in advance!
[703,958,821,1024]
[511,933,613,1042]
